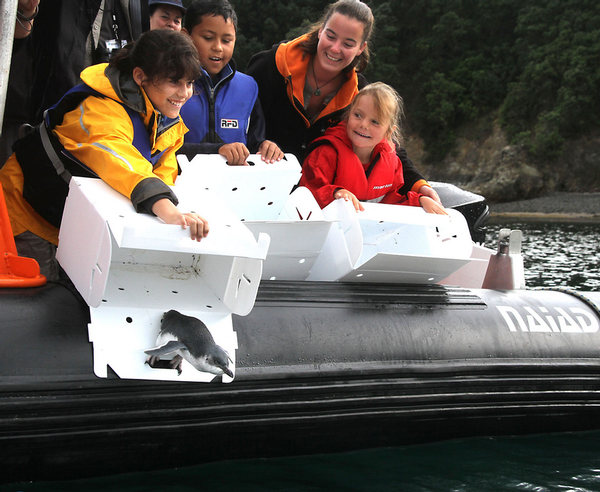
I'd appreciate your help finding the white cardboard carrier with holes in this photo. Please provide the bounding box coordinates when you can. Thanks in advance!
[307,199,479,284]
[56,176,270,383]
[177,154,335,281]
[176,154,490,285]
[176,153,301,221]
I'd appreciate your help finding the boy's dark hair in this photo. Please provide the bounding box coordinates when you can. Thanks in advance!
[184,0,238,33]
[110,29,201,83]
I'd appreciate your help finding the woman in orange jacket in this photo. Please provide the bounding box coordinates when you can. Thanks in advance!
[246,0,441,205]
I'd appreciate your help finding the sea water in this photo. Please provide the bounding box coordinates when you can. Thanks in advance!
[3,430,600,491]
[3,220,600,491]
[487,220,600,291]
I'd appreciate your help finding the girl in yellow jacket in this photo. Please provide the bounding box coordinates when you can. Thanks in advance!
[0,29,208,280]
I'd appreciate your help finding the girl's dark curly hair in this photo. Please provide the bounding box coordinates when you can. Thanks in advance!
[110,29,201,83]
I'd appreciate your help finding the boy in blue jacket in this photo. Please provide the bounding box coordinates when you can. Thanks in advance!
[180,0,283,165]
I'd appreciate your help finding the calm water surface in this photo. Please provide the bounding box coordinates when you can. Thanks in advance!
[3,220,600,491]
[3,430,600,491]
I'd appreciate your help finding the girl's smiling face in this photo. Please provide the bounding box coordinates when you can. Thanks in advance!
[133,67,193,118]
[315,12,367,76]
[346,94,392,161]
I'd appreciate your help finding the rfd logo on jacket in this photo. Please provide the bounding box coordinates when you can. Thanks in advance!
[221,119,239,129]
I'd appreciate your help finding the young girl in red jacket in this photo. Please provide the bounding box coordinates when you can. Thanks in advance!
[300,82,448,215]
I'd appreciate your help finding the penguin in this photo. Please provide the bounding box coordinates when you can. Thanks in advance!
[145,309,233,378]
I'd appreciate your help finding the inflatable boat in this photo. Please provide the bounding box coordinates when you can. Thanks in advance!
[2,155,600,484]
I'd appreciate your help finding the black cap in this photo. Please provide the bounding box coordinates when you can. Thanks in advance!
[148,0,187,14]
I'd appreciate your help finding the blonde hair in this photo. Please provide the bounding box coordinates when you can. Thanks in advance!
[299,0,374,73]
[346,82,404,145]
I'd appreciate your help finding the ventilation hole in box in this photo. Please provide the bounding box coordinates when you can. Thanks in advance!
[260,186,266,191]
[126,317,133,323]
[118,287,125,291]
[206,305,213,309]
[147,359,174,370]
[356,273,364,278]
[232,187,238,191]
[270,276,277,280]
[172,291,179,294]
[299,259,306,264]
[268,201,273,206]
[248,161,255,166]
[428,277,435,282]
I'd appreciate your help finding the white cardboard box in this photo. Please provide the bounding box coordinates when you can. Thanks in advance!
[57,177,269,382]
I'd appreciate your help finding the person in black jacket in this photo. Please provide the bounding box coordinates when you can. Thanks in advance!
[0,0,40,168]
[28,0,148,125]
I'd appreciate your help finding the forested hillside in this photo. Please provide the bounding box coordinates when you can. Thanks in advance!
[224,0,600,165]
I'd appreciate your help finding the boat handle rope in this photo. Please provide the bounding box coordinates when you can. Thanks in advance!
[531,286,600,319]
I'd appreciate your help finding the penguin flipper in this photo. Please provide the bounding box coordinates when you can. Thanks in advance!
[144,340,187,357]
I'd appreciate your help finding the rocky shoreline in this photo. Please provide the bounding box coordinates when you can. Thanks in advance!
[487,192,600,222]
[405,122,600,207]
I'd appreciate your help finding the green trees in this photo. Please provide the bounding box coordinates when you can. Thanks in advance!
[231,0,325,67]
[500,0,600,159]
[228,0,600,161]
[374,0,518,159]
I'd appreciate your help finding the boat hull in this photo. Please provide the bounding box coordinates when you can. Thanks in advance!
[1,281,600,483]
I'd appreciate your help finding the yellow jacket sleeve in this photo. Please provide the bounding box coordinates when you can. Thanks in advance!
[55,95,183,201]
